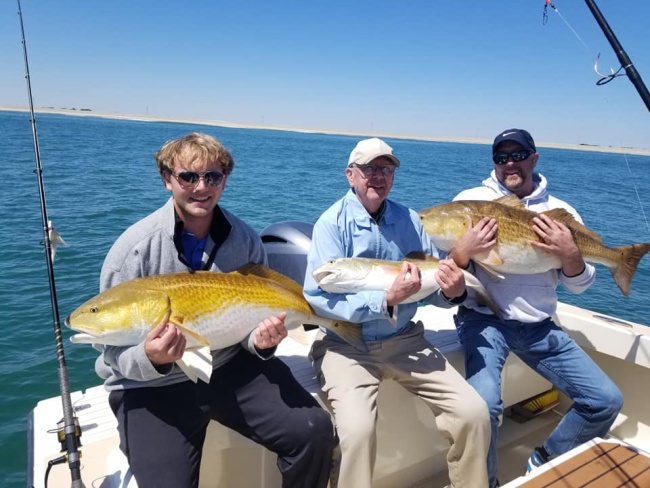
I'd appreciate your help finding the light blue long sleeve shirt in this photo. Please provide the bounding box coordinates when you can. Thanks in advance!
[304,190,454,341]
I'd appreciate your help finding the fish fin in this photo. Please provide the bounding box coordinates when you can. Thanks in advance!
[287,326,310,345]
[474,260,506,281]
[48,220,68,246]
[609,243,650,296]
[50,230,67,246]
[477,249,504,267]
[173,322,210,348]
[404,252,441,265]
[328,321,368,352]
[542,209,603,241]
[236,264,304,297]
[404,251,428,261]
[236,263,274,279]
[176,346,213,383]
[542,208,576,224]
[494,195,524,207]
[47,220,67,261]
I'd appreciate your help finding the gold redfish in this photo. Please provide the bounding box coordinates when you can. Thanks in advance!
[313,255,499,314]
[419,196,650,296]
[66,265,365,382]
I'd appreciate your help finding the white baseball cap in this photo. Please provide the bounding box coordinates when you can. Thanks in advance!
[347,138,400,167]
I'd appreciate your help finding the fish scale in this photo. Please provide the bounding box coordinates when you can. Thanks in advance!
[419,197,650,296]
[312,256,500,316]
[66,268,366,382]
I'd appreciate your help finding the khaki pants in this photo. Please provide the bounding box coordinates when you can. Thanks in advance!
[311,322,490,488]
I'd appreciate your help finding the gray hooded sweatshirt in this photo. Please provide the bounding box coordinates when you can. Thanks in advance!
[95,197,267,390]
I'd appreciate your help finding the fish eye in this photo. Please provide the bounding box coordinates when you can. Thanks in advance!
[90,306,98,313]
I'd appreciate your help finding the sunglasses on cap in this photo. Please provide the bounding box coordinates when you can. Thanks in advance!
[492,150,532,165]
[171,170,225,188]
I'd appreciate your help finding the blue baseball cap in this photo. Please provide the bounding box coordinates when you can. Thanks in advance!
[492,128,536,153]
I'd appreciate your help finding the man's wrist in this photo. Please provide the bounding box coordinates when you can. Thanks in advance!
[441,289,468,304]
[449,249,470,269]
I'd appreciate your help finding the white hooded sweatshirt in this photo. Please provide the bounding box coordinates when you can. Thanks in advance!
[453,171,596,323]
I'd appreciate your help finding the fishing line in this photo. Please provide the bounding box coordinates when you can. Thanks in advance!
[583,0,650,111]
[16,1,85,487]
[543,1,617,82]
[545,2,592,56]
[543,0,650,111]
[544,1,650,233]
[622,152,650,237]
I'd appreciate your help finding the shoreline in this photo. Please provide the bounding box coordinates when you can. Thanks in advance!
[3,105,649,156]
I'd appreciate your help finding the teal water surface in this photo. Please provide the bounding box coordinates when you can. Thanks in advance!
[1,110,649,487]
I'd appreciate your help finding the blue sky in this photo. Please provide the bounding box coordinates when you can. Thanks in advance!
[1,0,649,149]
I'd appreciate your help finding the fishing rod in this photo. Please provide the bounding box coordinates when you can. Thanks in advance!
[16,1,85,487]
[583,0,650,112]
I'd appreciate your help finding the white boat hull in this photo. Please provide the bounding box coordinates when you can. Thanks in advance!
[29,302,650,487]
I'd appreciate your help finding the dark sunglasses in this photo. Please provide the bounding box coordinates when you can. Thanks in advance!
[492,150,532,165]
[171,170,225,188]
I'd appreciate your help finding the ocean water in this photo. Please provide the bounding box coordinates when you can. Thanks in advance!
[1,110,649,486]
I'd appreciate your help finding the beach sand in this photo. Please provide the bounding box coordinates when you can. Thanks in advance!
[3,105,649,157]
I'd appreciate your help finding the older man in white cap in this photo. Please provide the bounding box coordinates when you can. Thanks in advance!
[303,137,490,488]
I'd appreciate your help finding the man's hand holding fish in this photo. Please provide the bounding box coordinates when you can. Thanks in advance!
[385,261,422,307]
[253,312,289,351]
[145,318,186,367]
[530,214,585,277]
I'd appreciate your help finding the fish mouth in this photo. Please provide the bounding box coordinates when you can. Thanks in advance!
[69,332,98,344]
[313,270,336,284]
[65,314,101,336]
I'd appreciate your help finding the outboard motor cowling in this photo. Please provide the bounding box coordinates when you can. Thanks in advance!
[260,221,314,286]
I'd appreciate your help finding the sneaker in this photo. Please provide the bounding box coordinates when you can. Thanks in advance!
[526,446,549,474]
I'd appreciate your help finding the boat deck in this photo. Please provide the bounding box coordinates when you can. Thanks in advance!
[506,438,650,488]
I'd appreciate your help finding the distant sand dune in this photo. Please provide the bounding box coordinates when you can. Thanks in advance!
[2,105,649,157]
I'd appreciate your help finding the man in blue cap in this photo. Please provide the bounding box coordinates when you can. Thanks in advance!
[448,128,623,487]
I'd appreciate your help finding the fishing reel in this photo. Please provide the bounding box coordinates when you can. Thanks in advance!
[55,416,83,451]
[43,417,84,487]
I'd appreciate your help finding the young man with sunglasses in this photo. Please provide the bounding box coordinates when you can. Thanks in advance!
[449,128,623,487]
[304,137,490,488]
[96,132,335,488]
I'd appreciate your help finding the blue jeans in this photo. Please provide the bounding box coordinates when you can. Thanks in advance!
[454,308,623,488]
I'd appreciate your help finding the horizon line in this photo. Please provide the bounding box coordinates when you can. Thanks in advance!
[2,105,649,157]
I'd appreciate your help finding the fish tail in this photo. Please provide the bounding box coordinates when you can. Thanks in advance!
[463,272,502,318]
[474,291,501,319]
[469,286,501,319]
[610,243,650,296]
